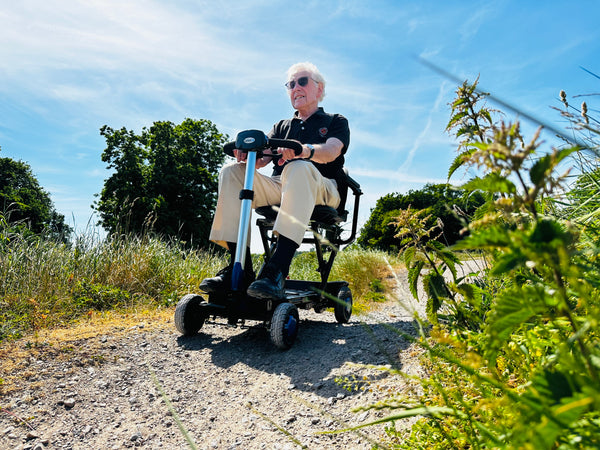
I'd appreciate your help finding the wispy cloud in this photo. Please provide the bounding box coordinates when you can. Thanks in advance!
[400,80,451,171]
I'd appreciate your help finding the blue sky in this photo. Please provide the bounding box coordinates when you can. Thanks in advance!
[1,0,599,251]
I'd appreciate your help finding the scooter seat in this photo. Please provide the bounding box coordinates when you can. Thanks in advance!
[255,205,347,226]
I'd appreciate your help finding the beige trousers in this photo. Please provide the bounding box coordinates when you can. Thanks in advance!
[209,160,340,249]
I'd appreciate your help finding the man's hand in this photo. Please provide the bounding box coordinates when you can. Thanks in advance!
[234,148,277,169]
[277,145,310,166]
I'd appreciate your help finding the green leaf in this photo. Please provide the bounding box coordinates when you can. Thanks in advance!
[448,152,467,179]
[462,173,517,195]
[484,284,547,357]
[454,225,511,250]
[490,252,527,276]
[424,272,448,323]
[403,245,416,266]
[520,391,594,449]
[408,260,425,300]
[452,97,468,108]
[530,369,574,404]
[446,110,469,130]
[530,155,552,185]
[529,219,573,246]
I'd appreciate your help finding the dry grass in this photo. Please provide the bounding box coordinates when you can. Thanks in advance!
[0,307,173,396]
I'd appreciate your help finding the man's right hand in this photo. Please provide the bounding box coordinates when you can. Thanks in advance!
[234,149,274,169]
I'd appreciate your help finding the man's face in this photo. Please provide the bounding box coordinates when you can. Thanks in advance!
[287,70,322,111]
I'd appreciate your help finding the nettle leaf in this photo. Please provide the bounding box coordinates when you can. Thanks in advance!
[530,369,574,404]
[452,97,468,108]
[446,110,469,130]
[424,272,448,323]
[491,251,527,276]
[403,246,416,266]
[521,390,593,449]
[455,282,481,308]
[529,219,574,247]
[428,241,460,280]
[484,284,547,356]
[530,155,552,186]
[454,225,511,250]
[480,109,493,125]
[408,259,425,300]
[448,150,472,179]
[463,173,517,195]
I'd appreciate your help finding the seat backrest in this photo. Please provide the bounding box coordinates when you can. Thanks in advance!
[334,167,350,217]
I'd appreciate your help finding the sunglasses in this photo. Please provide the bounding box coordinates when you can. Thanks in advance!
[285,76,314,90]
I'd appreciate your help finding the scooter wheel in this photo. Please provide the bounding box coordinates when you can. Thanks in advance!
[334,286,353,324]
[174,294,206,336]
[270,302,299,350]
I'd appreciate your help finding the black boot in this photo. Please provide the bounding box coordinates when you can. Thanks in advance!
[247,263,285,300]
[247,236,298,300]
[200,244,255,293]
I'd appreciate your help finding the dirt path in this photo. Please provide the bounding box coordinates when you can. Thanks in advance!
[1,269,427,450]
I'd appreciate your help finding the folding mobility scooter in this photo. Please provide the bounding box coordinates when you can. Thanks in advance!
[174,130,362,349]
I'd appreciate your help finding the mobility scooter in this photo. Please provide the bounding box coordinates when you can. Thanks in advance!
[174,130,362,349]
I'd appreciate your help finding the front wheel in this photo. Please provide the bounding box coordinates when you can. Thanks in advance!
[270,303,299,350]
[334,286,352,324]
[174,294,206,336]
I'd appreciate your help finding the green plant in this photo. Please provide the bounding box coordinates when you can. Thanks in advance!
[358,77,600,449]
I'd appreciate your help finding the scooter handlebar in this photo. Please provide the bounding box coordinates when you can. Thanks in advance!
[267,138,303,155]
[223,141,237,156]
[222,135,303,157]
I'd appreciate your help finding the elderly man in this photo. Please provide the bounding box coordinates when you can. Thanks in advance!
[200,62,350,300]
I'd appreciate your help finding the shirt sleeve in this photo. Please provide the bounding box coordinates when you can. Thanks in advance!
[328,114,350,154]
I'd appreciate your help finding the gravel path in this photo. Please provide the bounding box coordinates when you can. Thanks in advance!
[1,268,428,450]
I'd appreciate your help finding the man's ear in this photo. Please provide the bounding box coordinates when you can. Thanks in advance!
[317,83,324,100]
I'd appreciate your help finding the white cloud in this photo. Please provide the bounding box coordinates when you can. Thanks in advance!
[400,80,451,171]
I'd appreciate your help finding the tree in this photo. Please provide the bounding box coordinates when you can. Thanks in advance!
[94,118,228,246]
[0,148,72,241]
[357,183,485,252]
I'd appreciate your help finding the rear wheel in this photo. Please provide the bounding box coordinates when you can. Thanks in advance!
[270,303,299,350]
[334,286,352,323]
[174,294,206,336]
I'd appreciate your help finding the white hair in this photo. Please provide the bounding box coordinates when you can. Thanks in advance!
[286,62,326,101]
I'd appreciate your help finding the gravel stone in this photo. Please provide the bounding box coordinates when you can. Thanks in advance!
[0,265,441,449]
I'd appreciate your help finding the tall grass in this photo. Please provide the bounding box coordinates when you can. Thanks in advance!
[0,228,396,341]
[290,247,399,313]
[0,230,223,340]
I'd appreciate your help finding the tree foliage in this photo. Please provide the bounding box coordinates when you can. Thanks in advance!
[94,118,228,246]
[0,148,71,241]
[357,183,485,251]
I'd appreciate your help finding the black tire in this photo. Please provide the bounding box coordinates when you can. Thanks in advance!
[270,303,299,350]
[174,294,206,336]
[334,285,352,324]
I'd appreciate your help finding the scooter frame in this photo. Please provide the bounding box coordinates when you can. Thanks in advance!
[174,130,362,349]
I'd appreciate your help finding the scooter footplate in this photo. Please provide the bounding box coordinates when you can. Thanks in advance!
[284,288,317,301]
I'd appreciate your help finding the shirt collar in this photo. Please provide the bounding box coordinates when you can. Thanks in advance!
[293,107,325,121]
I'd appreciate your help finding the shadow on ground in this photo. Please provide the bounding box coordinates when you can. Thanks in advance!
[176,313,418,399]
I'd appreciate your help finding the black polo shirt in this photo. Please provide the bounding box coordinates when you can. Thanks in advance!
[267,107,350,179]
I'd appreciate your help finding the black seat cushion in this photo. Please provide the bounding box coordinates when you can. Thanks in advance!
[255,205,346,226]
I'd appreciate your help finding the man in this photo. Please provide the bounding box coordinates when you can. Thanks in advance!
[200,62,350,300]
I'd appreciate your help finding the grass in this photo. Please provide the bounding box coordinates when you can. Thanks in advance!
[0,230,400,343]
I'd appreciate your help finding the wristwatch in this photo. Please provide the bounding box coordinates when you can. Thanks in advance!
[306,144,315,160]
